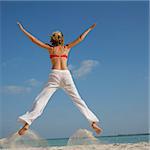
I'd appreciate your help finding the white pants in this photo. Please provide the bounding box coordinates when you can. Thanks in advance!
[18,69,99,125]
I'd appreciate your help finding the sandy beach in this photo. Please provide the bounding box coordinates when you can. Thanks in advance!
[0,129,149,149]
[0,142,149,150]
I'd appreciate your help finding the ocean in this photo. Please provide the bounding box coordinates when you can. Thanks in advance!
[46,134,150,146]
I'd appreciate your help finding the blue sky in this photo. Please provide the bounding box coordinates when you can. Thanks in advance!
[0,1,149,139]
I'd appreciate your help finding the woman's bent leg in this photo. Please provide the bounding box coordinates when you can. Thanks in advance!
[62,72,99,124]
[18,84,57,125]
[18,72,60,126]
[62,72,102,134]
[18,71,61,135]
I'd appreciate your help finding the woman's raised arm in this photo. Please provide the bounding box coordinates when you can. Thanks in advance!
[66,23,96,49]
[17,22,52,50]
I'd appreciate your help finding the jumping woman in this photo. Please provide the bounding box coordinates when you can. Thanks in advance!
[17,22,102,135]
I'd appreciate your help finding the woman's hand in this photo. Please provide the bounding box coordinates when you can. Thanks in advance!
[17,21,53,50]
[17,22,24,31]
[66,23,97,49]
[90,23,96,30]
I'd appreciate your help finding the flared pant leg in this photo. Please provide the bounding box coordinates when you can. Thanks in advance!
[18,72,60,125]
[62,72,99,124]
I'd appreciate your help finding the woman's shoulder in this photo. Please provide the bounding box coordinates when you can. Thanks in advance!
[64,45,71,51]
[45,43,54,53]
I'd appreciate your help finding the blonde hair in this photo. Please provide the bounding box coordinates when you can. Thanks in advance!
[50,31,64,46]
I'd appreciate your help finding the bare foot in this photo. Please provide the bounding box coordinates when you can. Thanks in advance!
[91,122,102,134]
[18,123,29,136]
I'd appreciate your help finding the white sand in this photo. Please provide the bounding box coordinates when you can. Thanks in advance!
[2,142,149,150]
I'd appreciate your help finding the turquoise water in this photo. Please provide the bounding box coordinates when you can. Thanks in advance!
[97,134,150,144]
[46,134,150,146]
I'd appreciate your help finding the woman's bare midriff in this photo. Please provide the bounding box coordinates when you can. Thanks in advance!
[51,58,68,70]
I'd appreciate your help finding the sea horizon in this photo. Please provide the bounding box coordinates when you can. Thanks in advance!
[43,132,150,147]
[46,132,150,141]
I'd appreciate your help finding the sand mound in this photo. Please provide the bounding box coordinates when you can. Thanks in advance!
[67,128,100,145]
[0,129,48,149]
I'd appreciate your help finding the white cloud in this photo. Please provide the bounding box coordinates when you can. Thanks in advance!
[1,78,43,95]
[71,59,99,78]
[0,85,31,95]
[25,78,42,87]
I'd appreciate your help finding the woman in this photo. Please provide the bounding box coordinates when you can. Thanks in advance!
[17,22,102,135]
